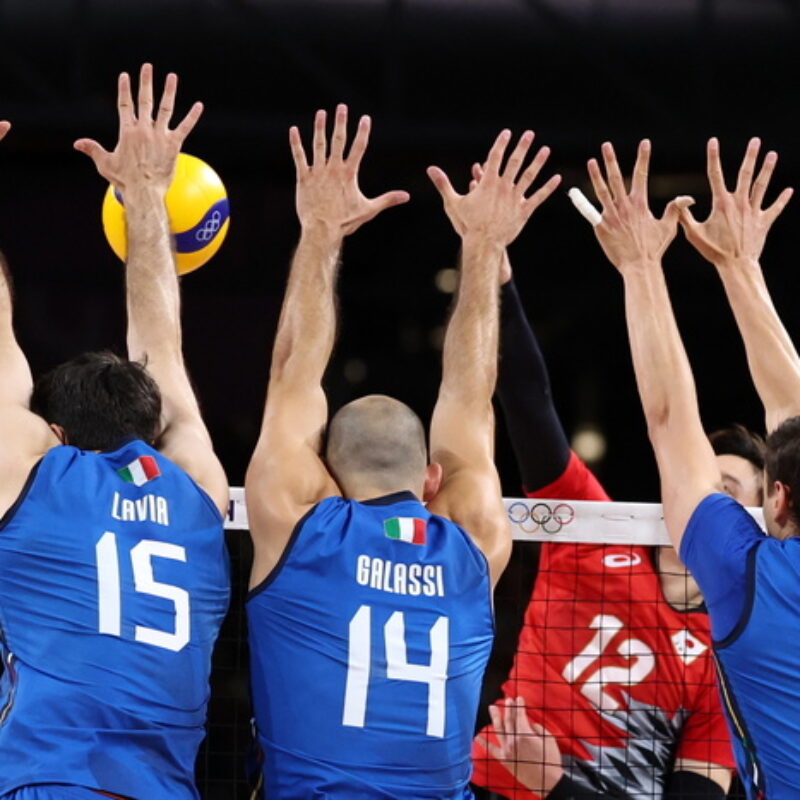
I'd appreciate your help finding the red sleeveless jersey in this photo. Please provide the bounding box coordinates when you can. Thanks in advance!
[472,452,734,798]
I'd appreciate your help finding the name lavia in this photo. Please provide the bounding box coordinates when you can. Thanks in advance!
[110,491,170,526]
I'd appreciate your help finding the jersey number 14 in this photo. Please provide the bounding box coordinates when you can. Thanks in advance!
[342,605,449,738]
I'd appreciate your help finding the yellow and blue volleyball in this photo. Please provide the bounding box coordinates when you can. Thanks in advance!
[101,153,230,275]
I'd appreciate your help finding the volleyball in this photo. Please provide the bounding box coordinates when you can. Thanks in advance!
[101,153,230,275]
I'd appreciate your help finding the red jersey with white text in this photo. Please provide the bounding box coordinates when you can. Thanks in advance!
[472,452,734,798]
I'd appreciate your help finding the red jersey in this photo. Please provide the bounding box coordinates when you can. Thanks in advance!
[472,452,734,798]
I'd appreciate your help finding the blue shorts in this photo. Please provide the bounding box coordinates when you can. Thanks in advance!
[1,788,111,800]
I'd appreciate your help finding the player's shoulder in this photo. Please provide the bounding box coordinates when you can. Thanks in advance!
[526,451,611,502]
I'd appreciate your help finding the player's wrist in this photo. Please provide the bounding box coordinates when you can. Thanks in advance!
[298,219,345,249]
[120,181,170,208]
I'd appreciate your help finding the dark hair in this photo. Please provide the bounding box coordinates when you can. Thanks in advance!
[765,416,800,525]
[709,424,765,472]
[30,351,161,451]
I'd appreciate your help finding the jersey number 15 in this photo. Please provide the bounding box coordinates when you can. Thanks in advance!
[95,531,190,653]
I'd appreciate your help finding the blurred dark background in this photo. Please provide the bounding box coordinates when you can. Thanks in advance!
[2,0,798,501]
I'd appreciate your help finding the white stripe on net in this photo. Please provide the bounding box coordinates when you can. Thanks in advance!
[224,487,765,544]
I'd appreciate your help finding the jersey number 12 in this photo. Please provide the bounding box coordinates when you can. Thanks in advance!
[95,531,190,652]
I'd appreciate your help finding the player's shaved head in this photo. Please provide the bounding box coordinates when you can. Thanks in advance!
[326,395,427,496]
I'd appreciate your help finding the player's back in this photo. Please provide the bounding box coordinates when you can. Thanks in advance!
[0,438,230,799]
[247,491,494,799]
[712,535,800,798]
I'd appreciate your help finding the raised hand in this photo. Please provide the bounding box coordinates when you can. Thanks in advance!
[586,140,693,271]
[428,130,560,247]
[679,137,793,267]
[0,122,10,143]
[289,104,409,237]
[74,63,202,195]
[476,697,564,795]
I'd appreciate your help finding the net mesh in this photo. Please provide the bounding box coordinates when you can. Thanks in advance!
[198,494,754,798]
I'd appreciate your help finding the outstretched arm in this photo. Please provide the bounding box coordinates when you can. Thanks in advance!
[0,123,32,412]
[0,124,58,513]
[245,105,409,585]
[679,137,796,432]
[74,64,227,514]
[584,140,719,550]
[426,130,561,585]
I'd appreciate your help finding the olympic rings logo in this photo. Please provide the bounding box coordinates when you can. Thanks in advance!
[507,501,575,534]
[195,210,222,242]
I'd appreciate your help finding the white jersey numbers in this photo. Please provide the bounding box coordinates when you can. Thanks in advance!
[562,614,655,711]
[95,531,191,653]
[343,604,449,737]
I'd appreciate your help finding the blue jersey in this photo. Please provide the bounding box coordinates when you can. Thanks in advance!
[247,491,494,799]
[0,438,230,799]
[681,493,800,799]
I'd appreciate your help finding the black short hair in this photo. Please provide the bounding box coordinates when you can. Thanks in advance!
[765,416,800,526]
[30,351,161,451]
[709,424,765,472]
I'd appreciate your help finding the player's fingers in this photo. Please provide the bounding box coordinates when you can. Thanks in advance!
[502,130,534,182]
[173,101,203,143]
[289,126,309,173]
[630,139,651,203]
[677,203,701,236]
[0,121,10,141]
[312,109,328,168]
[751,150,778,209]
[117,72,136,127]
[484,129,512,178]
[370,190,411,215]
[426,166,459,203]
[156,72,177,131]
[735,137,760,198]
[511,697,534,735]
[568,186,603,226]
[472,162,484,183]
[73,138,110,164]
[330,103,348,162]
[587,158,615,213]
[662,195,695,229]
[524,173,562,214]
[347,114,371,171]
[137,63,154,122]
[706,137,728,200]
[517,145,551,196]
[765,186,794,225]
[474,734,506,764]
[601,141,627,201]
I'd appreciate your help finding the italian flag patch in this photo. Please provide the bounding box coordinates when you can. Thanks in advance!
[117,455,161,486]
[384,516,426,545]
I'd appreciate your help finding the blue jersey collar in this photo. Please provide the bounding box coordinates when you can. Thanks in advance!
[360,490,419,506]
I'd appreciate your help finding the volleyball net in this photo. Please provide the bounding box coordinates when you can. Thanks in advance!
[199,493,758,799]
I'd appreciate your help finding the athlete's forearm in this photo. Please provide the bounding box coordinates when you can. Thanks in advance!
[498,277,570,489]
[716,258,800,430]
[124,184,183,365]
[269,224,342,392]
[622,261,702,440]
[0,251,33,406]
[439,234,502,412]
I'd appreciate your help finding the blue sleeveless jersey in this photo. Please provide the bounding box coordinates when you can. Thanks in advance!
[247,491,494,799]
[682,493,800,799]
[0,439,230,799]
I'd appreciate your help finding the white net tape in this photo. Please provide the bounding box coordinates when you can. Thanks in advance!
[225,488,765,544]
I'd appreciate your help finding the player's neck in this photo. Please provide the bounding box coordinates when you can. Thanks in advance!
[656,546,704,610]
[345,484,421,503]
